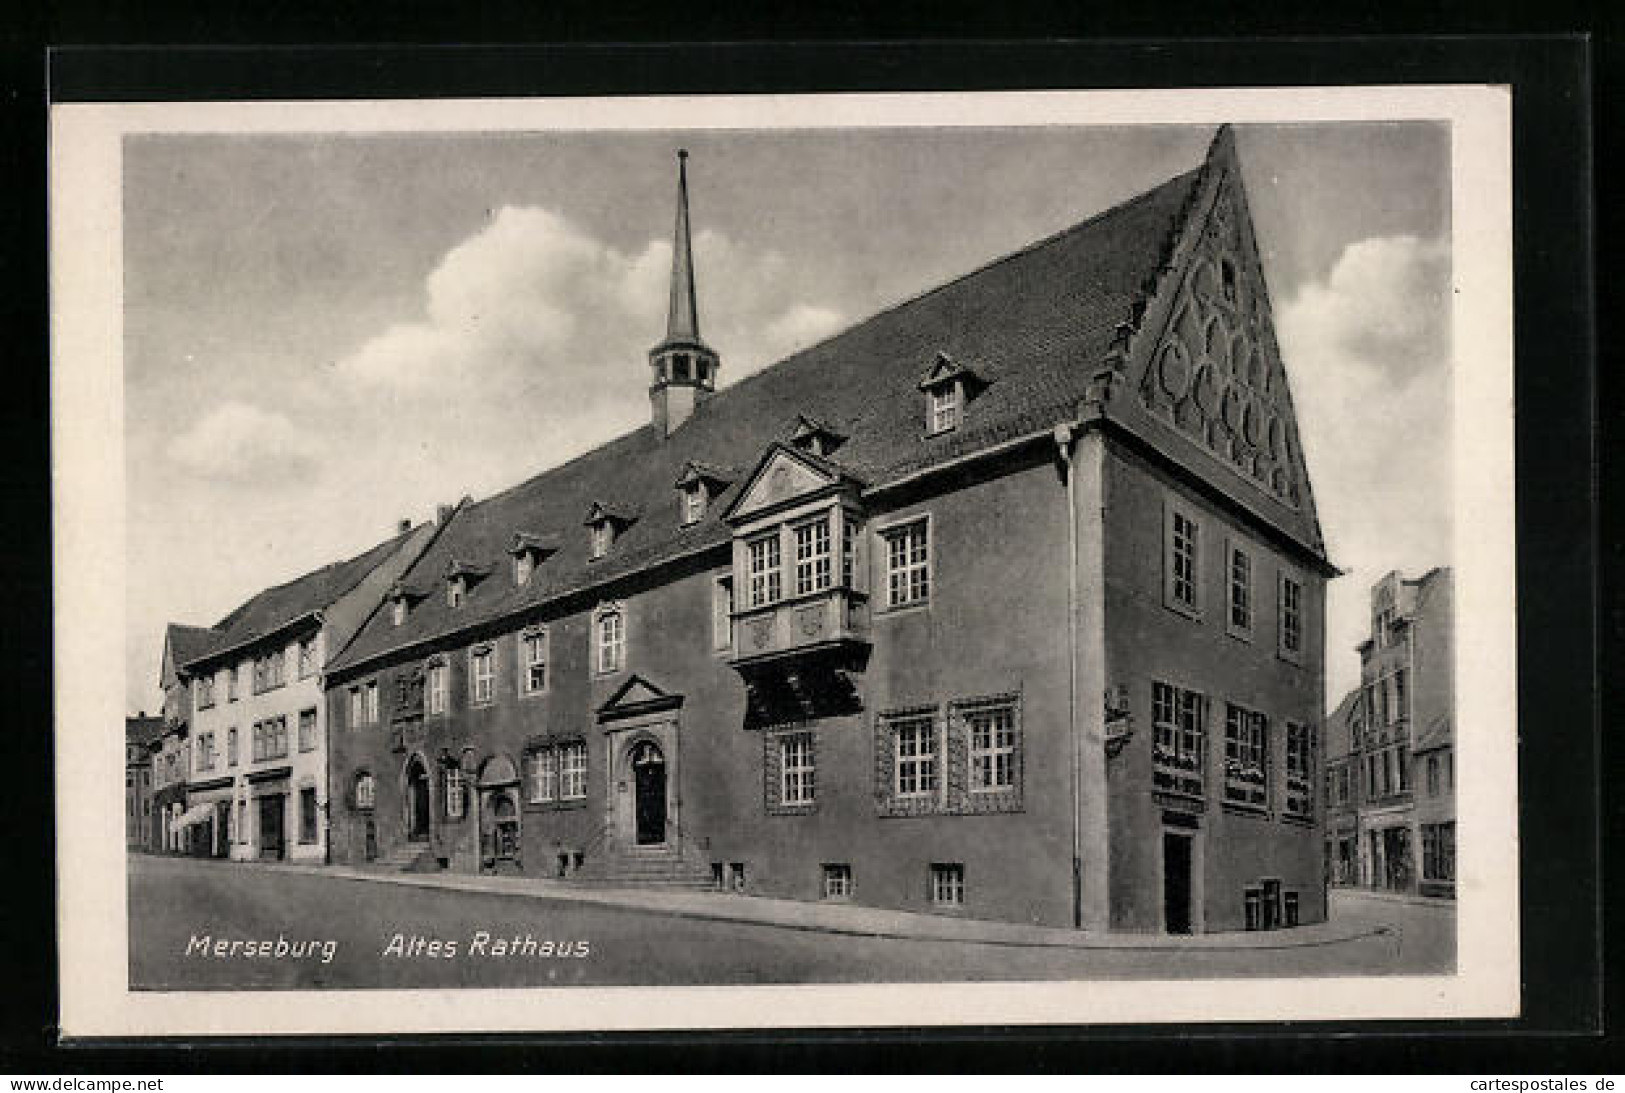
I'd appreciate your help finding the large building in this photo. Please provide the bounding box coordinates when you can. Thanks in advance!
[162,523,437,862]
[324,128,1335,933]
[1323,567,1455,898]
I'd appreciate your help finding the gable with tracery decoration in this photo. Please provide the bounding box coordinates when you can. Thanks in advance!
[1136,173,1310,513]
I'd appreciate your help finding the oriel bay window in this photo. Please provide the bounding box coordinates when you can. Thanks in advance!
[747,532,781,607]
[793,515,832,595]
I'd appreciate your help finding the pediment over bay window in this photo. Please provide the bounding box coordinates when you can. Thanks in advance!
[506,532,559,586]
[584,501,638,560]
[673,460,734,526]
[918,352,990,435]
[788,415,847,458]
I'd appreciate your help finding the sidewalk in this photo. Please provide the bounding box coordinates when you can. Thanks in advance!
[1330,886,1458,910]
[235,857,1396,955]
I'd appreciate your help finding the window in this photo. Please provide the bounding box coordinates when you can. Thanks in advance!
[1427,754,1440,796]
[298,708,317,753]
[882,519,930,608]
[355,772,376,811]
[1223,703,1268,809]
[1284,721,1314,819]
[514,552,533,586]
[712,576,733,651]
[299,787,318,843]
[793,516,833,596]
[469,645,495,705]
[426,661,449,716]
[391,599,407,627]
[1422,821,1456,882]
[525,748,558,803]
[196,675,215,709]
[747,533,782,608]
[349,686,365,727]
[197,732,215,771]
[252,717,288,762]
[444,767,467,820]
[298,639,315,679]
[1167,508,1199,612]
[591,521,612,560]
[1228,545,1252,635]
[227,666,239,702]
[894,715,938,798]
[930,863,965,906]
[1152,682,1207,798]
[595,609,625,674]
[929,384,961,433]
[683,484,706,526]
[520,629,548,695]
[447,578,465,609]
[1394,668,1409,722]
[1375,606,1396,647]
[363,682,377,725]
[779,732,816,805]
[1279,574,1303,658]
[226,728,238,767]
[559,742,588,800]
[968,704,1017,791]
[822,863,852,899]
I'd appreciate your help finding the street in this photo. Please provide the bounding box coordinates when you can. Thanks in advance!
[129,855,1454,990]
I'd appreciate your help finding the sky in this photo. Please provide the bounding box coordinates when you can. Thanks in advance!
[124,122,1452,715]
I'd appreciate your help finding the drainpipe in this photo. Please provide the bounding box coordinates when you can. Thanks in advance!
[1054,422,1083,930]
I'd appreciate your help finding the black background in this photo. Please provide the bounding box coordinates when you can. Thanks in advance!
[1,26,1608,1074]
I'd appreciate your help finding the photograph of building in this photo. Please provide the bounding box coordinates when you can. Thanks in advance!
[1323,567,1455,899]
[111,109,1464,990]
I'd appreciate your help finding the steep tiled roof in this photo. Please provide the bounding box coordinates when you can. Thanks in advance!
[329,165,1204,674]
[164,623,220,668]
[1324,687,1361,761]
[178,527,422,671]
[126,715,165,748]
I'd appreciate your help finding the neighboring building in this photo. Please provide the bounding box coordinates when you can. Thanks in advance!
[326,128,1335,934]
[1322,688,1360,887]
[152,623,214,854]
[163,521,439,863]
[1322,567,1454,898]
[125,712,163,850]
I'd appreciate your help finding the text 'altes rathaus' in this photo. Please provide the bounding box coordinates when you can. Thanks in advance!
[152,128,1335,934]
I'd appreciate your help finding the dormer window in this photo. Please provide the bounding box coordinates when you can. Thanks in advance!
[918,352,989,436]
[584,502,636,560]
[386,581,427,627]
[789,415,847,459]
[447,577,466,608]
[442,558,491,607]
[506,532,558,587]
[674,461,733,528]
[391,599,406,626]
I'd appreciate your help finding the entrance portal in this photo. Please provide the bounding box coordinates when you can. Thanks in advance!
[257,795,285,861]
[1162,832,1193,934]
[405,757,431,841]
[631,741,667,846]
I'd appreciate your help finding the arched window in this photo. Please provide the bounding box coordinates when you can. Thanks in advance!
[354,771,376,811]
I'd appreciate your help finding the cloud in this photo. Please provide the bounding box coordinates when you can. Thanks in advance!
[337,206,842,402]
[1276,234,1452,700]
[166,400,322,484]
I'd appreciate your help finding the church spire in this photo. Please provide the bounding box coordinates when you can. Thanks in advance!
[665,148,702,345]
[648,149,719,437]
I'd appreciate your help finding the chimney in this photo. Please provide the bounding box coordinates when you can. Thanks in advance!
[647,149,719,437]
[437,504,454,525]
[397,518,412,535]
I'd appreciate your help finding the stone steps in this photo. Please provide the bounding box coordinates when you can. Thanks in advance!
[568,852,717,890]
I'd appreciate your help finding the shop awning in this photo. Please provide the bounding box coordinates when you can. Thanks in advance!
[176,802,217,827]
